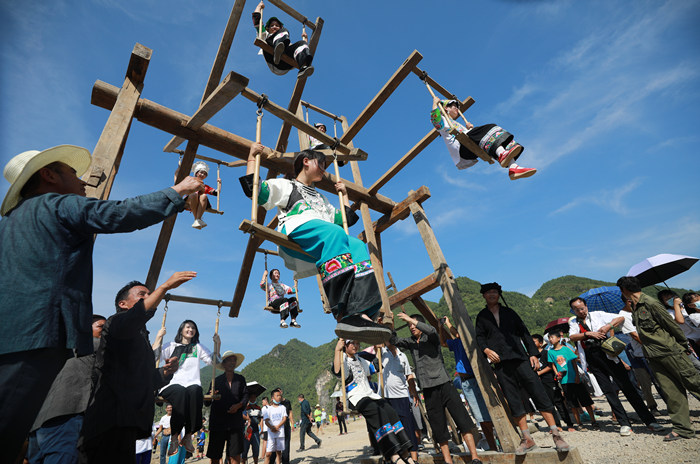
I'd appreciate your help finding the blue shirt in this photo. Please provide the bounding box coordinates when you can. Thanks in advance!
[446,338,474,376]
[0,188,184,356]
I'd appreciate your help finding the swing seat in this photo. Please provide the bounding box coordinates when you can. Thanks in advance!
[254,38,300,69]
[448,128,494,164]
[263,305,303,314]
[240,219,312,257]
[205,207,224,215]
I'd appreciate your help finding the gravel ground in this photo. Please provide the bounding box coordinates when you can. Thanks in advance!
[160,393,699,463]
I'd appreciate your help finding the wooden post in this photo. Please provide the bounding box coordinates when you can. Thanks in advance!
[84,43,151,200]
[407,199,521,452]
[344,117,392,321]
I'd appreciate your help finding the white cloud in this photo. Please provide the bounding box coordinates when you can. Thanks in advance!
[551,178,642,215]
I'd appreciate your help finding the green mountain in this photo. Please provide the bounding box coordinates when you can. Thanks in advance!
[187,274,691,421]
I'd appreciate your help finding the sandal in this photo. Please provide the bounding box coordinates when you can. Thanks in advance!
[663,432,681,442]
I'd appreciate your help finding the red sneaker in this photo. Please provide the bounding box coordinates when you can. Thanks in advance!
[509,164,537,180]
[498,144,523,167]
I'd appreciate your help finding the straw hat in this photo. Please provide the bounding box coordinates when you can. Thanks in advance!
[1,145,91,216]
[216,350,245,370]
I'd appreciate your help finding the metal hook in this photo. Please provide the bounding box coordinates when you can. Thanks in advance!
[419,70,428,81]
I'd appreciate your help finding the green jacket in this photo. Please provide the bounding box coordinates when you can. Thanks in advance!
[632,293,689,358]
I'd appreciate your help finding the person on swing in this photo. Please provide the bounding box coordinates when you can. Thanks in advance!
[253,1,314,79]
[174,160,217,229]
[260,267,301,329]
[239,144,391,345]
[430,96,537,180]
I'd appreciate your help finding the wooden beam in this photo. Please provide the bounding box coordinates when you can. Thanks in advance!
[388,274,439,309]
[253,38,299,68]
[367,98,474,196]
[163,0,247,152]
[165,294,232,307]
[171,149,247,168]
[411,66,457,101]
[239,219,312,257]
[256,248,279,256]
[146,140,198,290]
[239,85,359,155]
[163,71,249,152]
[267,0,316,29]
[408,199,521,452]
[84,43,151,200]
[92,81,396,214]
[296,105,310,151]
[358,186,430,241]
[301,100,341,121]
[409,296,441,333]
[273,17,324,153]
[340,50,423,144]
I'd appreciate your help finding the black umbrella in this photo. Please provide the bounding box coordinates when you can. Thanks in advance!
[627,253,698,288]
[246,381,266,397]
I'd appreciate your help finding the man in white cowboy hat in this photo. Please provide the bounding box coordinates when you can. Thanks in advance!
[0,145,203,459]
[207,350,248,464]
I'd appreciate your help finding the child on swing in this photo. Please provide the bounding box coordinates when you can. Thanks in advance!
[239,144,391,345]
[430,96,537,180]
[158,320,221,456]
[252,1,314,79]
[174,160,218,229]
[260,268,301,329]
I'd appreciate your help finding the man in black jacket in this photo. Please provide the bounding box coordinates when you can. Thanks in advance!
[79,272,195,463]
[474,282,569,455]
[207,351,248,464]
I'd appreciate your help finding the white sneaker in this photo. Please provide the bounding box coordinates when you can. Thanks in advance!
[192,219,202,229]
[620,425,632,436]
[280,321,289,328]
[198,218,207,229]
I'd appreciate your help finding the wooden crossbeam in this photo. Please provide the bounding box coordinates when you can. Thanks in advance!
[239,86,359,156]
[340,50,423,144]
[273,17,324,153]
[268,0,316,30]
[163,0,247,152]
[367,98,474,196]
[171,149,246,168]
[450,128,494,164]
[239,219,311,257]
[411,66,457,101]
[92,81,396,214]
[358,186,430,242]
[84,43,151,200]
[409,296,442,332]
[163,71,249,153]
[253,38,299,69]
[301,100,341,121]
[388,274,439,309]
[165,294,232,307]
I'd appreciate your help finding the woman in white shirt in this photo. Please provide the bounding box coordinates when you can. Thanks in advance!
[159,319,220,456]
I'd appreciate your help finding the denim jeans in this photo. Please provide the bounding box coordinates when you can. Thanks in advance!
[158,434,170,464]
[455,376,491,423]
[27,414,83,464]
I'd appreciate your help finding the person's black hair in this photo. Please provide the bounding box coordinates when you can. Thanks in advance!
[549,330,563,339]
[682,292,700,311]
[92,314,106,322]
[19,161,64,198]
[270,268,281,277]
[262,396,269,403]
[293,149,326,177]
[657,289,678,306]
[114,280,146,311]
[532,334,544,344]
[271,388,282,396]
[298,393,305,399]
[616,276,642,293]
[174,319,200,344]
[412,314,425,324]
[569,296,586,309]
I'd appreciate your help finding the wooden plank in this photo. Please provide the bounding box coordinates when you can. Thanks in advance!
[267,0,316,29]
[340,50,423,144]
[388,274,439,308]
[171,149,247,168]
[408,199,521,452]
[358,186,430,241]
[84,43,151,200]
[256,248,279,256]
[296,105,310,150]
[273,17,324,153]
[165,294,232,307]
[367,98,474,196]
[410,296,442,333]
[164,0,247,152]
[92,81,397,214]
[239,86,359,156]
[146,140,198,290]
[450,128,494,164]
[163,71,249,153]
[239,220,311,256]
[301,100,340,121]
[253,38,299,68]
[411,66,457,101]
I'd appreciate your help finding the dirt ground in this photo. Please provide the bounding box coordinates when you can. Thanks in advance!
[154,393,700,464]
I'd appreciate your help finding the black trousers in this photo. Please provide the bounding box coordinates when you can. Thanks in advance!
[161,384,203,435]
[493,359,554,418]
[79,426,138,464]
[0,347,68,464]
[423,381,475,444]
[585,347,654,427]
[270,297,298,322]
[356,397,412,459]
[298,421,320,450]
[264,28,312,70]
[541,381,574,428]
[337,413,347,434]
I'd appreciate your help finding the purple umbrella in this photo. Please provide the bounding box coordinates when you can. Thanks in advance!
[627,253,698,288]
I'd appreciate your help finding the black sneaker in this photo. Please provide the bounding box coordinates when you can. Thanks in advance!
[273,41,285,65]
[316,439,322,448]
[297,65,314,79]
[335,315,392,345]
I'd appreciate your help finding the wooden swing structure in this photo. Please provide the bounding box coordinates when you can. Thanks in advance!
[257,247,303,315]
[253,0,315,70]
[84,0,583,462]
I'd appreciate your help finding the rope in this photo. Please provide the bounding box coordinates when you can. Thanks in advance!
[210,303,222,398]
[155,297,169,369]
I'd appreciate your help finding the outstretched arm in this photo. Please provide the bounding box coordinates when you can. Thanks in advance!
[144,271,197,311]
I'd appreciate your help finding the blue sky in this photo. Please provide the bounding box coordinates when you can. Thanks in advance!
[2,0,699,368]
